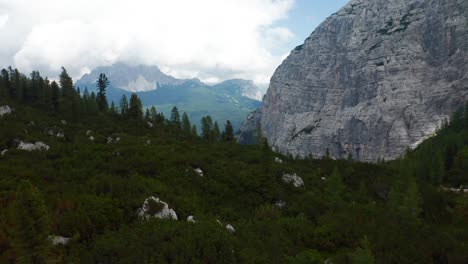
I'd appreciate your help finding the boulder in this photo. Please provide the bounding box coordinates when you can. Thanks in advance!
[48,235,70,246]
[137,196,178,220]
[274,157,283,164]
[89,136,95,141]
[1,149,7,156]
[18,141,50,151]
[86,130,93,136]
[274,200,287,208]
[0,105,12,117]
[282,173,304,188]
[194,168,204,177]
[60,120,67,125]
[147,121,154,128]
[226,224,236,234]
[187,215,196,223]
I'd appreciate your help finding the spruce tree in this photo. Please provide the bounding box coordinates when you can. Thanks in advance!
[96,73,109,112]
[224,120,234,142]
[119,95,129,117]
[213,121,221,142]
[182,112,191,135]
[12,180,50,263]
[201,116,213,141]
[50,81,60,112]
[128,94,143,120]
[170,106,181,128]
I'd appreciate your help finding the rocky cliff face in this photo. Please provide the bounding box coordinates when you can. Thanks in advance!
[239,0,468,162]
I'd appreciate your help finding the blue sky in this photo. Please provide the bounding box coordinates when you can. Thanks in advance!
[274,0,350,55]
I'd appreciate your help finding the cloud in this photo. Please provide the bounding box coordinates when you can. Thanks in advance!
[0,0,295,85]
[0,14,7,29]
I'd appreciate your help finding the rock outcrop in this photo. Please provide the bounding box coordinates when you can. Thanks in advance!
[137,196,178,221]
[282,173,304,188]
[239,0,468,162]
[0,105,12,117]
[18,141,50,151]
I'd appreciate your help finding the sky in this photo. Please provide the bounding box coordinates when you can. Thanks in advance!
[0,0,349,86]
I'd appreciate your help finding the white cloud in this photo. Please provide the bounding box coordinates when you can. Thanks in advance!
[0,0,295,85]
[0,14,7,29]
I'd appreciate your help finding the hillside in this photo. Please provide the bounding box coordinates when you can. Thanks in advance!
[0,67,467,263]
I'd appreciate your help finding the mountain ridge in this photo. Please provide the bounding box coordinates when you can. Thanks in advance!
[239,0,468,162]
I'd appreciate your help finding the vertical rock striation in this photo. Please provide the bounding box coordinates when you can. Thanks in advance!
[239,0,468,162]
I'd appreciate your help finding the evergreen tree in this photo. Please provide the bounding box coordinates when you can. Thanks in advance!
[170,106,181,128]
[119,95,129,117]
[110,101,118,115]
[324,167,345,207]
[349,237,375,264]
[213,121,221,142]
[191,125,198,138]
[201,116,213,141]
[12,180,50,263]
[182,112,191,135]
[59,67,74,98]
[128,94,143,120]
[149,106,158,122]
[388,162,422,220]
[145,109,151,121]
[0,69,10,100]
[50,81,60,112]
[223,120,234,142]
[96,73,109,112]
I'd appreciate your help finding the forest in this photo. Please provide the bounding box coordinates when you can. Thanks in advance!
[0,67,467,263]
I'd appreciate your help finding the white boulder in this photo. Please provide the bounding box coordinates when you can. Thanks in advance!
[282,173,304,188]
[274,200,287,208]
[137,196,178,221]
[49,235,70,246]
[18,141,50,151]
[274,157,283,164]
[1,149,7,156]
[147,121,154,128]
[0,105,12,117]
[86,130,93,136]
[194,168,204,177]
[226,224,236,234]
[89,136,95,141]
[187,215,197,223]
[321,177,327,181]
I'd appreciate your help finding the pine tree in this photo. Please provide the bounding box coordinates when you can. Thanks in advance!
[128,93,143,120]
[119,95,129,117]
[388,161,422,220]
[12,180,50,263]
[182,112,191,135]
[223,120,234,142]
[201,116,213,141]
[170,106,181,128]
[51,81,60,112]
[0,69,10,100]
[191,125,198,138]
[349,237,375,264]
[324,167,345,207]
[149,106,157,121]
[213,121,221,142]
[110,101,118,115]
[96,73,109,112]
[145,109,151,121]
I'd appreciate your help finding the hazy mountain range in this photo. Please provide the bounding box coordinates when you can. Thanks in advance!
[75,63,263,129]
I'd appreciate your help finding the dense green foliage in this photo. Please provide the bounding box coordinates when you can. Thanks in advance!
[0,68,467,263]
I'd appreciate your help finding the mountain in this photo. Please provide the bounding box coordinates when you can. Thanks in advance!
[239,0,468,162]
[75,64,262,129]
